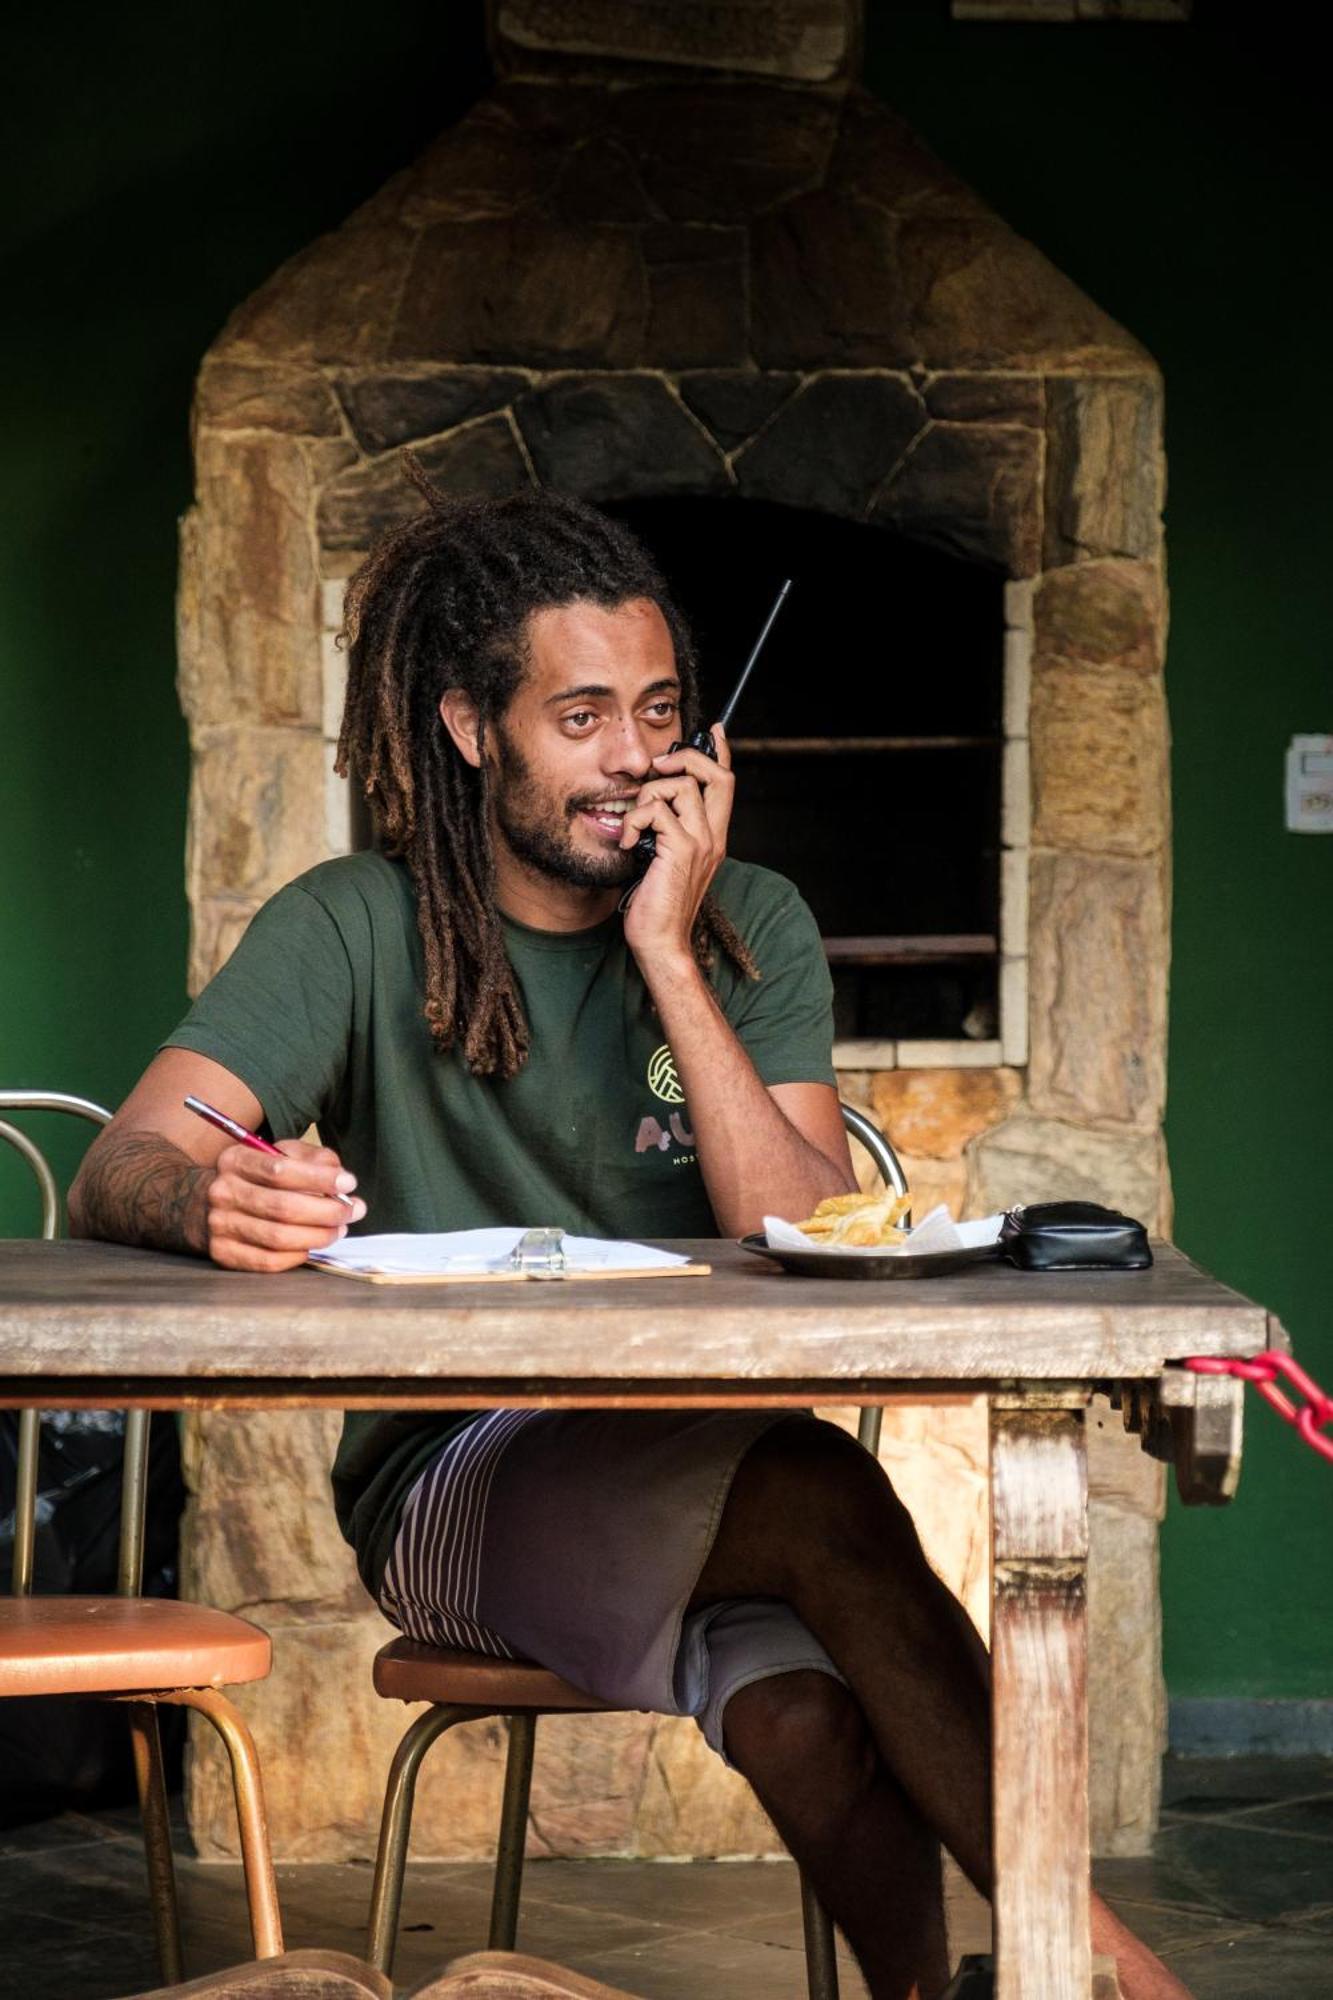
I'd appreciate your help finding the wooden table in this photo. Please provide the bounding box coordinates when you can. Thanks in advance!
[0,1237,1280,2000]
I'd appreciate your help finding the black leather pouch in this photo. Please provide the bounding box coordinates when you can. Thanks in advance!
[999,1200,1152,1272]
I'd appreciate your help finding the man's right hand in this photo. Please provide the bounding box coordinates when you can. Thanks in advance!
[206,1138,366,1272]
[68,1049,368,1270]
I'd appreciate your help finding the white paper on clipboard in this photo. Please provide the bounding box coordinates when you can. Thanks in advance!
[308,1227,695,1279]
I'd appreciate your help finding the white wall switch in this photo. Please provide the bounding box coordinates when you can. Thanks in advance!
[1285,735,1333,832]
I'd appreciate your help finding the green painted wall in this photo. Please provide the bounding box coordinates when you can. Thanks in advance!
[3,5,1328,1700]
[0,3,488,1216]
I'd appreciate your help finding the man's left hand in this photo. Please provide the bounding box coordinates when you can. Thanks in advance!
[620,725,734,967]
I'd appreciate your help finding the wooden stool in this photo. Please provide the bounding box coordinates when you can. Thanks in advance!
[0,1089,284,1981]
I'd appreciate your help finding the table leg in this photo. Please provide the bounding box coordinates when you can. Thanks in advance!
[990,1398,1091,2000]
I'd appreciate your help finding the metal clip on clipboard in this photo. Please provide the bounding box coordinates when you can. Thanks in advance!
[509,1227,568,1279]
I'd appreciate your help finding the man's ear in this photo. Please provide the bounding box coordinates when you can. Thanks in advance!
[439,688,483,769]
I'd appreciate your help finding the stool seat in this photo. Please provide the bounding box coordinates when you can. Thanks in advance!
[0,1595,271,1697]
[373,1637,613,1713]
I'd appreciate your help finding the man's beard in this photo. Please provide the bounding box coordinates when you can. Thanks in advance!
[491,728,638,891]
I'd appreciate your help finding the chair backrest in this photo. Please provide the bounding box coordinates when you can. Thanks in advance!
[836,1103,909,1459]
[0,1090,110,1240]
[0,1091,153,1602]
[839,1102,908,1211]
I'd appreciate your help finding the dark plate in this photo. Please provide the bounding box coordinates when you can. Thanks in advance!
[739,1234,1004,1280]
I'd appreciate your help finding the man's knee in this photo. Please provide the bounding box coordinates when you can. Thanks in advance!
[722,1669,877,1840]
[739,1417,920,1565]
[697,1417,931,1610]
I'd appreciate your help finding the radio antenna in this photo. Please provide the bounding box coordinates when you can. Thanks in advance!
[717,577,792,730]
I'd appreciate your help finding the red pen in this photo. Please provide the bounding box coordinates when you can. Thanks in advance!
[183,1095,357,1209]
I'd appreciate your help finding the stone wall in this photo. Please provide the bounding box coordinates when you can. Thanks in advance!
[179,68,1169,1861]
[490,0,861,83]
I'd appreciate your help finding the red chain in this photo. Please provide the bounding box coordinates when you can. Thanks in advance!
[1186,1351,1333,1464]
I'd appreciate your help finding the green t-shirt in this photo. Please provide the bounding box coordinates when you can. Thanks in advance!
[166,850,835,1594]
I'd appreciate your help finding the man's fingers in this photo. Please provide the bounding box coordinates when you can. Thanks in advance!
[274,1137,343,1170]
[651,742,734,788]
[620,799,693,863]
[274,1141,358,1195]
[620,777,710,850]
[656,775,713,850]
[620,789,672,846]
[209,1233,324,1274]
[220,1139,358,1197]
[211,1210,348,1255]
[649,741,734,842]
[208,1174,364,1228]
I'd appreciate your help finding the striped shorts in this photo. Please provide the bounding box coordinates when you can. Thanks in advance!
[378,1408,845,1760]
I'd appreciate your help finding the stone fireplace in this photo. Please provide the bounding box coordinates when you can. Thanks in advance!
[178,0,1170,1861]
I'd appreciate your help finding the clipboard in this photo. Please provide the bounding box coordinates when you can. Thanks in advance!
[307,1225,711,1286]
[308,1259,713,1286]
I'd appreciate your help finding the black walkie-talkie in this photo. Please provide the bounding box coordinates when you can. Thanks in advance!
[632,577,793,871]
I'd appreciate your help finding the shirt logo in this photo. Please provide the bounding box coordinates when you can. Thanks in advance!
[647,1044,684,1105]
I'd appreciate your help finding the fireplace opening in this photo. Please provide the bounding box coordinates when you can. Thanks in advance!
[608,498,1005,1046]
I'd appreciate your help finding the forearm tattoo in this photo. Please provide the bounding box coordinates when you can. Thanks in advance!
[72,1132,213,1255]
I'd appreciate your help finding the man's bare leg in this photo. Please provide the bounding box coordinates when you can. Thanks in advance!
[722,1671,950,2000]
[692,1420,1193,2000]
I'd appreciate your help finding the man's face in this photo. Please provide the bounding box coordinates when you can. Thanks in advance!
[489,598,682,892]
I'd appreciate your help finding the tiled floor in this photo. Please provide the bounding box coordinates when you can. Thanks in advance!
[2,1759,1331,1998]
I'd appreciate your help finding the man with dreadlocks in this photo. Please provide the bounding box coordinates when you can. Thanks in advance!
[73,484,1189,2000]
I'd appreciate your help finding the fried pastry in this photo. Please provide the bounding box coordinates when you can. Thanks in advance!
[793,1189,911,1247]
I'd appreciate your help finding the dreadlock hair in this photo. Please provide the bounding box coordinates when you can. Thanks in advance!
[336,464,760,1081]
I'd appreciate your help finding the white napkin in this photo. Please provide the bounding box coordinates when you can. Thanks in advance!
[761,1205,1005,1258]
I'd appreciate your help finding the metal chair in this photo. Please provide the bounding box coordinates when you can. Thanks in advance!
[0,1090,284,1981]
[365,1104,909,2000]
